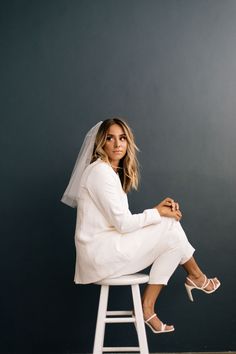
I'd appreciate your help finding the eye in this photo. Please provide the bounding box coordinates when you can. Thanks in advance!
[106,136,113,141]
[120,136,127,141]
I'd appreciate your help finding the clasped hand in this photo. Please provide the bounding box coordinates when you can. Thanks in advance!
[154,197,182,221]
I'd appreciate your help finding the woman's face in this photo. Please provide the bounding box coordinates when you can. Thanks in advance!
[103,123,128,165]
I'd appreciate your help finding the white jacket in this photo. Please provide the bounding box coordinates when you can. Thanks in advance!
[74,158,161,284]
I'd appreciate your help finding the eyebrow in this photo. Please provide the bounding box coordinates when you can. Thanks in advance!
[107,133,126,136]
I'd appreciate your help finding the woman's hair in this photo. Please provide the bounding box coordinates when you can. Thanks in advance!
[91,118,140,193]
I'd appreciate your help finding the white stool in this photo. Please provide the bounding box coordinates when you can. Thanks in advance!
[93,273,149,354]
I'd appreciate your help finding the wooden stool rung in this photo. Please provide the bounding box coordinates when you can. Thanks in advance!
[106,310,133,315]
[103,346,140,352]
[105,317,135,323]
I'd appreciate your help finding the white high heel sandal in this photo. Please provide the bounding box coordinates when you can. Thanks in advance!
[144,313,175,334]
[185,274,221,302]
[132,311,175,334]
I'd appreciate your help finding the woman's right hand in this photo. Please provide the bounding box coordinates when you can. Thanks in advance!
[154,197,182,221]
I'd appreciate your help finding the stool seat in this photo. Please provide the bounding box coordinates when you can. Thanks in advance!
[93,272,150,353]
[95,273,149,286]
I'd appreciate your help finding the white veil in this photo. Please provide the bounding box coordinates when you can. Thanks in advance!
[61,121,103,208]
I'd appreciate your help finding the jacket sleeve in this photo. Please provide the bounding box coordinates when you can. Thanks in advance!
[86,163,162,234]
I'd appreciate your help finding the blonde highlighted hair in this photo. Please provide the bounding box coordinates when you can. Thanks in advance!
[91,118,140,193]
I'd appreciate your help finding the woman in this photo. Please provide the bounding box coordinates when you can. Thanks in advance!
[61,118,220,334]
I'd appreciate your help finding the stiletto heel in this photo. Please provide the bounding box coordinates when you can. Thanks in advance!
[184,274,221,302]
[185,283,194,301]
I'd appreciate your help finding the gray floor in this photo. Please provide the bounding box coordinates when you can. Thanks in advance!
[83,352,236,354]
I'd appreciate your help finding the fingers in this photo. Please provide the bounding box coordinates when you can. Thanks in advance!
[175,210,182,221]
[177,209,182,218]
[158,204,183,220]
[171,209,182,221]
[163,198,175,210]
[164,198,180,211]
[171,201,175,211]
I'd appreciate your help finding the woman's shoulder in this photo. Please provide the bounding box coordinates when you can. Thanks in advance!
[88,158,111,173]
[85,158,117,182]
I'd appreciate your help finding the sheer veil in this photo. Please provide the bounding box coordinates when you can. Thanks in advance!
[61,121,103,208]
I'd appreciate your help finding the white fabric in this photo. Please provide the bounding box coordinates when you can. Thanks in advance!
[110,219,195,285]
[74,158,195,284]
[61,121,103,208]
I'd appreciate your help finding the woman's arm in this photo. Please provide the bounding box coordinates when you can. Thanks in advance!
[86,163,161,234]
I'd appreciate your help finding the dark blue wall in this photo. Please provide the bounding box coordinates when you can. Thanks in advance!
[1,0,235,352]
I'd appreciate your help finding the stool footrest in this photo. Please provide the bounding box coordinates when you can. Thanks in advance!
[107,310,133,315]
[103,346,140,352]
[105,317,135,323]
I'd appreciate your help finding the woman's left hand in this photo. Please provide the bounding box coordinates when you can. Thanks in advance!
[162,197,180,212]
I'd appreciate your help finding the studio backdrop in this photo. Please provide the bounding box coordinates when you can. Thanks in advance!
[1,0,235,353]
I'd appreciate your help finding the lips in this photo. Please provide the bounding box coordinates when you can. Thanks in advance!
[113,150,122,153]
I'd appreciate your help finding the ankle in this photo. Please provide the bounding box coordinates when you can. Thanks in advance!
[187,272,204,280]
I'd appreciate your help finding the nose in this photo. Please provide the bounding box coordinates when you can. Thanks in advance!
[114,138,120,148]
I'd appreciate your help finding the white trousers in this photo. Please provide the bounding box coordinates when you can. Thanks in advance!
[110,217,195,285]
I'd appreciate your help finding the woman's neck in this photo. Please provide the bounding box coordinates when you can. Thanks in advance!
[108,160,120,174]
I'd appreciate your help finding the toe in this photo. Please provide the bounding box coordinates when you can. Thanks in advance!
[165,324,174,331]
[208,277,220,291]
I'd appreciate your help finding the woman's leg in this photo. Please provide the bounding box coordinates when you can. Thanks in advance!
[127,219,195,331]
[141,284,174,331]
[140,244,191,332]
[141,255,220,332]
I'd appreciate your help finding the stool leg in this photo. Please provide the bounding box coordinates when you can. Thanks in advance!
[93,285,109,354]
[131,284,149,354]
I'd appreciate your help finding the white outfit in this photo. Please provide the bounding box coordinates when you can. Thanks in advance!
[74,158,195,284]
